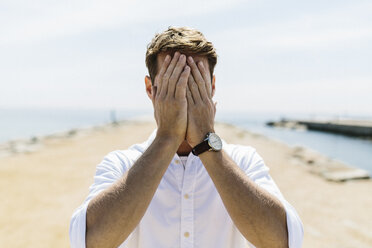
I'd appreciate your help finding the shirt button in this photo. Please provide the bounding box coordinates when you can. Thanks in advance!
[184,232,190,237]
[184,194,189,199]
[175,160,180,164]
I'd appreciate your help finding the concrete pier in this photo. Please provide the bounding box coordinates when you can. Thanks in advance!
[267,119,372,137]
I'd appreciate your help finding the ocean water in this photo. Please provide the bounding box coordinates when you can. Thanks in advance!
[1,108,372,174]
[216,112,372,174]
[0,108,151,143]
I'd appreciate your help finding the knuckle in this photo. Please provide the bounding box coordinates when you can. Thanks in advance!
[162,73,169,80]
[180,71,186,77]
[179,77,187,84]
[170,60,177,66]
[169,74,177,83]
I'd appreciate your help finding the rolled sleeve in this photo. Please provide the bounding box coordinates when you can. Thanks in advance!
[70,202,89,248]
[282,198,304,248]
[69,151,130,248]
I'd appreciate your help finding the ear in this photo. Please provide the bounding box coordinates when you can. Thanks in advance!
[211,75,216,97]
[145,76,153,100]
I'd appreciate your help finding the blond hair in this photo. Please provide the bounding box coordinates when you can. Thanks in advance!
[145,27,217,83]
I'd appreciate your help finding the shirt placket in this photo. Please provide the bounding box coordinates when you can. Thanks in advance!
[180,156,197,248]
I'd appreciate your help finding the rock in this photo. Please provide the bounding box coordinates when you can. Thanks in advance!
[322,169,370,182]
[68,129,77,137]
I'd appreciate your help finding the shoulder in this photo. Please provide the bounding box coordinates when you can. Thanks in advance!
[96,128,157,176]
[97,140,149,175]
[223,141,258,165]
[222,140,269,177]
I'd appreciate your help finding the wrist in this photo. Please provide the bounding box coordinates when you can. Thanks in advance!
[190,129,215,147]
[155,131,184,146]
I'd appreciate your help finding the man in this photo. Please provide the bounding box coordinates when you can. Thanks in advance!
[70,27,303,248]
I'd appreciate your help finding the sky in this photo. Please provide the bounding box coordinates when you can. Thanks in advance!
[1,0,371,117]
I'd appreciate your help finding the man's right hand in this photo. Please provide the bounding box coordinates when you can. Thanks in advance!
[153,51,190,145]
[84,52,191,248]
[86,59,190,247]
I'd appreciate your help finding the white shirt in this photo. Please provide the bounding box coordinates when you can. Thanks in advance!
[179,156,188,169]
[70,130,304,248]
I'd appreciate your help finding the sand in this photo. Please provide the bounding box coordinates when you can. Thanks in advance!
[0,120,371,247]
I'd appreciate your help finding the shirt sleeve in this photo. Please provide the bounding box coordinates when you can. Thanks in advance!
[239,146,304,248]
[69,151,130,248]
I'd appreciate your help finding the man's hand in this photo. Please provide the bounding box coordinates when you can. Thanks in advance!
[86,55,192,247]
[153,52,190,145]
[185,56,216,147]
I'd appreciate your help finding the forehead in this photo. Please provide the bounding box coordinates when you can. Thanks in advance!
[156,52,209,71]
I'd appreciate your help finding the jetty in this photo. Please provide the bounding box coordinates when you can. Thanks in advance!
[266,118,372,181]
[267,119,372,138]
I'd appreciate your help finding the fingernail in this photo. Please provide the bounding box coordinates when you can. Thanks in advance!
[199,61,204,67]
[188,56,193,62]
[180,54,185,60]
[165,55,170,61]
[175,51,180,57]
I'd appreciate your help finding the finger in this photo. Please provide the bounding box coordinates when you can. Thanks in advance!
[169,54,186,98]
[175,65,190,99]
[188,74,202,104]
[186,82,194,105]
[160,52,181,98]
[152,85,158,101]
[187,56,208,101]
[197,61,212,99]
[155,54,171,99]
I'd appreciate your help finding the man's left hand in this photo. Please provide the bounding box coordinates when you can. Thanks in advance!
[185,56,216,147]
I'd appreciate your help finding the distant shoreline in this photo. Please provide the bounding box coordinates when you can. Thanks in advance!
[0,119,137,158]
[0,119,369,182]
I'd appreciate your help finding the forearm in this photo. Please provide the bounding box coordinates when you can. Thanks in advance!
[86,135,179,248]
[199,150,288,248]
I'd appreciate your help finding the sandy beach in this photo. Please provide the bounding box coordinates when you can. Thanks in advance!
[0,120,371,247]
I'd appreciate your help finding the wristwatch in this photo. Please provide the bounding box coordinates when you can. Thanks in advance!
[192,132,222,156]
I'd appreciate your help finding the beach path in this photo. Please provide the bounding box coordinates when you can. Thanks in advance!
[0,121,371,247]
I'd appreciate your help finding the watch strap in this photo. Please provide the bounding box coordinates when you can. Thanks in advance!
[192,139,211,156]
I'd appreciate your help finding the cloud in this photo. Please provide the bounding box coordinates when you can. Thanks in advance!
[0,0,244,45]
[1,0,371,116]
[211,1,372,52]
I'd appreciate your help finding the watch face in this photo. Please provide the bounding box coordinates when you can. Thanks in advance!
[208,133,222,151]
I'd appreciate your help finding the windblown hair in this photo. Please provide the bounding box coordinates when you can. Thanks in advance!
[145,26,217,84]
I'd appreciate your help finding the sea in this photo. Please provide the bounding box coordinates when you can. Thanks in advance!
[1,108,371,174]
